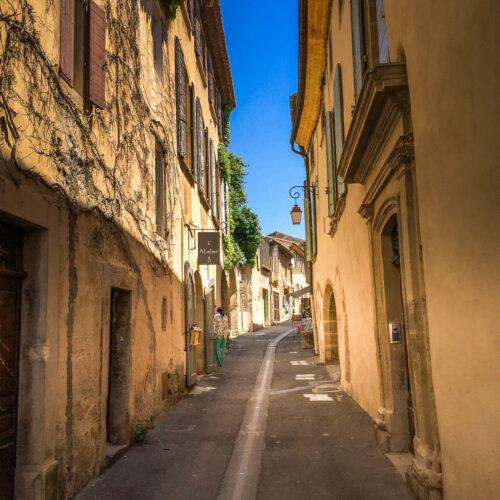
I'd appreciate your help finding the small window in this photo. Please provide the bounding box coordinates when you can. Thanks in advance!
[155,138,166,238]
[161,298,167,330]
[152,6,164,82]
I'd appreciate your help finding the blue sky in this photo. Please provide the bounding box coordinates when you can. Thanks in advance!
[220,0,305,240]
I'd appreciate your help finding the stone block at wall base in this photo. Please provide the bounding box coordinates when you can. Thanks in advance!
[15,459,58,500]
[406,466,442,500]
[375,426,391,454]
[301,329,314,349]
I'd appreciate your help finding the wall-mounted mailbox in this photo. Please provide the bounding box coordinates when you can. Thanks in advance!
[389,322,402,343]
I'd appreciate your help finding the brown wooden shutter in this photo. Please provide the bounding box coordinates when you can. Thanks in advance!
[325,111,336,216]
[190,83,196,174]
[188,0,195,27]
[87,0,106,109]
[208,53,214,104]
[196,99,205,193]
[194,0,201,57]
[175,38,186,159]
[376,0,389,63]
[155,139,166,237]
[210,139,216,209]
[215,153,220,220]
[215,87,222,136]
[60,0,75,85]
[350,0,366,101]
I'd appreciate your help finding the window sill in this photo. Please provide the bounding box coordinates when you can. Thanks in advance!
[179,156,196,186]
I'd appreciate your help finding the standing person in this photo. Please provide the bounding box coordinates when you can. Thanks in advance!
[213,307,228,367]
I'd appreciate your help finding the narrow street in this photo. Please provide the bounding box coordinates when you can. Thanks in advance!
[76,323,409,500]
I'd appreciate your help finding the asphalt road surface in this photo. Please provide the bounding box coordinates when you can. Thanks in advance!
[76,323,410,500]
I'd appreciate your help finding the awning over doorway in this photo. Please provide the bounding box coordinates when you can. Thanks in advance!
[290,285,311,298]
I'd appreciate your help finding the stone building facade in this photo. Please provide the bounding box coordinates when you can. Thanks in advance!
[290,1,499,499]
[0,1,234,498]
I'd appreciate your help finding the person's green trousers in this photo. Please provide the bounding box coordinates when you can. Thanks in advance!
[214,336,226,367]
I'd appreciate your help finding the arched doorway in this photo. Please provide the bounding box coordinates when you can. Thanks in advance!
[184,263,197,386]
[204,279,216,373]
[380,214,414,452]
[194,271,205,374]
[323,285,339,363]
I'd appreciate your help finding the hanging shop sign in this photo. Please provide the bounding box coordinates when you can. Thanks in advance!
[198,231,220,265]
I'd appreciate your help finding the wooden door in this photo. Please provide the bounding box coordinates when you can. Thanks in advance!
[0,222,23,500]
[185,273,198,386]
[273,292,280,322]
[204,286,216,374]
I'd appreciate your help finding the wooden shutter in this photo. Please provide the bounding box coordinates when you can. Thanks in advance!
[311,186,317,256]
[333,64,345,166]
[376,0,389,63]
[215,149,220,220]
[194,0,201,57]
[208,53,214,104]
[215,87,222,136]
[350,0,366,101]
[190,83,196,174]
[196,99,205,193]
[304,187,312,261]
[155,139,166,237]
[188,0,195,27]
[60,0,75,84]
[175,38,186,159]
[325,111,336,216]
[87,0,106,109]
[210,140,216,210]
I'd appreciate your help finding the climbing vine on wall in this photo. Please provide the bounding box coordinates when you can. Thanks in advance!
[162,0,185,21]
[0,0,180,268]
[219,106,263,270]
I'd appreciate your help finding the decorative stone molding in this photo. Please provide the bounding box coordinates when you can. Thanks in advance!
[337,63,410,184]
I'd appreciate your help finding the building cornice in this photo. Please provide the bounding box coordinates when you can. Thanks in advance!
[201,0,236,108]
[290,0,331,150]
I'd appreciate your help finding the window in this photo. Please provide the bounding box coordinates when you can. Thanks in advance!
[161,298,167,330]
[60,0,106,108]
[196,98,205,193]
[350,0,367,101]
[155,138,166,238]
[152,5,163,82]
[175,38,193,170]
[376,0,389,63]
[204,128,210,199]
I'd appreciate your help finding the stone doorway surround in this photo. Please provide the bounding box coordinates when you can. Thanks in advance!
[338,63,442,499]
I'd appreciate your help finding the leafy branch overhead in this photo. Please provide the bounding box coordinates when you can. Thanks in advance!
[162,0,186,21]
[219,107,263,269]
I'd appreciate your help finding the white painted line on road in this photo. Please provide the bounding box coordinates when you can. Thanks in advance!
[296,374,316,380]
[271,385,310,395]
[290,360,309,365]
[217,327,293,500]
[303,394,334,402]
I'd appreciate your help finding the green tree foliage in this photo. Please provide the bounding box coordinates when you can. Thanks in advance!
[219,108,263,269]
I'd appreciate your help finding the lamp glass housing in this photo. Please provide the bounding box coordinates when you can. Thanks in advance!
[290,204,302,225]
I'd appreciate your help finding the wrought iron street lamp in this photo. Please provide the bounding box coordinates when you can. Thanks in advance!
[288,184,317,225]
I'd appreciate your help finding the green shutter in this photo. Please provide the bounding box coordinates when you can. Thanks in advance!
[311,186,317,257]
[350,0,366,101]
[325,111,336,217]
[333,64,345,166]
[304,188,312,261]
